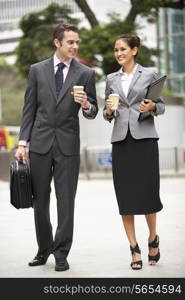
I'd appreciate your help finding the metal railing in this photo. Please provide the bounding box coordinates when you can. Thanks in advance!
[80,146,185,179]
[0,147,185,181]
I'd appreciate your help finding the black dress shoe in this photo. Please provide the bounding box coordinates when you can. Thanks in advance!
[28,251,51,266]
[55,258,69,271]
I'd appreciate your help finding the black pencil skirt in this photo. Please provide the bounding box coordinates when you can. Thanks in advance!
[112,129,163,215]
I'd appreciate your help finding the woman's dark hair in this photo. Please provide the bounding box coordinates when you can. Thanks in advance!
[114,34,140,57]
[53,23,78,41]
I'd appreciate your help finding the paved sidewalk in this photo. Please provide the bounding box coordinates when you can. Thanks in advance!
[0,177,185,278]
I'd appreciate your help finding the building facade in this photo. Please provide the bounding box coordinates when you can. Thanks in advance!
[0,0,79,23]
[0,0,81,55]
[158,8,185,97]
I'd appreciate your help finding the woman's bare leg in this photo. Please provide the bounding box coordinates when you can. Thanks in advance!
[145,213,159,265]
[121,215,141,269]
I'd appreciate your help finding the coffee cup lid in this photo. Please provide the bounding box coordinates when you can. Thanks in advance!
[109,93,119,96]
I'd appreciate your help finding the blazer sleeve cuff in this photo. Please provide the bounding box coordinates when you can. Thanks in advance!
[103,109,114,122]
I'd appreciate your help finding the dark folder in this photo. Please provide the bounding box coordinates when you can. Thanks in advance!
[138,75,167,121]
[10,160,33,209]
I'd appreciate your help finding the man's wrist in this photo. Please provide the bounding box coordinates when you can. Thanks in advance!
[19,140,27,147]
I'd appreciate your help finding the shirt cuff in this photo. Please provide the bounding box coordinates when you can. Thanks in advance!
[19,140,27,147]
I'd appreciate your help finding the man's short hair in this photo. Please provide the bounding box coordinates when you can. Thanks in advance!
[53,24,78,41]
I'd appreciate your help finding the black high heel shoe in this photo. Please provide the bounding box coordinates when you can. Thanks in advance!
[148,235,160,265]
[130,243,143,270]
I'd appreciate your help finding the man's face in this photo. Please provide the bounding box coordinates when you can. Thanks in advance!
[54,30,80,60]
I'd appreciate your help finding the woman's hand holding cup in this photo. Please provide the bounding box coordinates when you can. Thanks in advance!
[106,93,119,115]
[106,98,114,115]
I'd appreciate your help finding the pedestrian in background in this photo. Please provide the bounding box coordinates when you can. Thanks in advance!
[104,34,165,270]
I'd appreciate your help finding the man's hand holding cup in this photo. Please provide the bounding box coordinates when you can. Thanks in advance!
[72,86,90,109]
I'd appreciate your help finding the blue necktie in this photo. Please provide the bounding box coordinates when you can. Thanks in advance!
[55,62,65,98]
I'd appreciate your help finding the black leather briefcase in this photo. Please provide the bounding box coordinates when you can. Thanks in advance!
[10,160,33,209]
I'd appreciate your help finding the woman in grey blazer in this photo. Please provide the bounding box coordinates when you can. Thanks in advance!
[103,34,165,270]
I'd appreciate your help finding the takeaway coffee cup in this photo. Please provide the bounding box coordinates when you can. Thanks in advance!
[108,93,119,110]
[73,85,84,94]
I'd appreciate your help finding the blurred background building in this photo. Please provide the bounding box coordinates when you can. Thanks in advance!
[158,7,185,97]
[0,0,185,178]
[0,0,81,61]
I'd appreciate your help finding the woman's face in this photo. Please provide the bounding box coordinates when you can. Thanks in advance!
[114,39,138,66]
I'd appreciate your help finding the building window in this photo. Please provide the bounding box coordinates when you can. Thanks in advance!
[158,8,185,96]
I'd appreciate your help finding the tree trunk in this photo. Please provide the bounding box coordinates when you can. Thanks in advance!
[74,0,99,27]
[161,0,185,9]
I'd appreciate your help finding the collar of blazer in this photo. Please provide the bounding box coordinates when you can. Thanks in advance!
[44,57,81,104]
[112,64,143,104]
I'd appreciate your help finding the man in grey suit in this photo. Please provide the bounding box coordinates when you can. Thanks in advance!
[15,24,98,271]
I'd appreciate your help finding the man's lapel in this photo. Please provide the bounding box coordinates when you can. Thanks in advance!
[44,57,81,103]
[44,57,57,100]
[57,59,81,104]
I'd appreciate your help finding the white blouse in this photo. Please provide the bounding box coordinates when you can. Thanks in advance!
[120,64,138,97]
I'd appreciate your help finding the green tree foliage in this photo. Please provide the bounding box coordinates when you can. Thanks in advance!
[79,13,158,75]
[74,0,184,75]
[0,62,26,126]
[125,0,185,23]
[16,1,181,78]
[16,3,79,77]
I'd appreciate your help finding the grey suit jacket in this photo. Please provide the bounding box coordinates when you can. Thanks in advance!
[103,64,165,142]
[19,57,98,155]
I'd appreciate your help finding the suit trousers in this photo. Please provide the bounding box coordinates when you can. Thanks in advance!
[29,138,80,259]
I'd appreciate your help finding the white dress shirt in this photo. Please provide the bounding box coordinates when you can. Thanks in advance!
[54,54,72,79]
